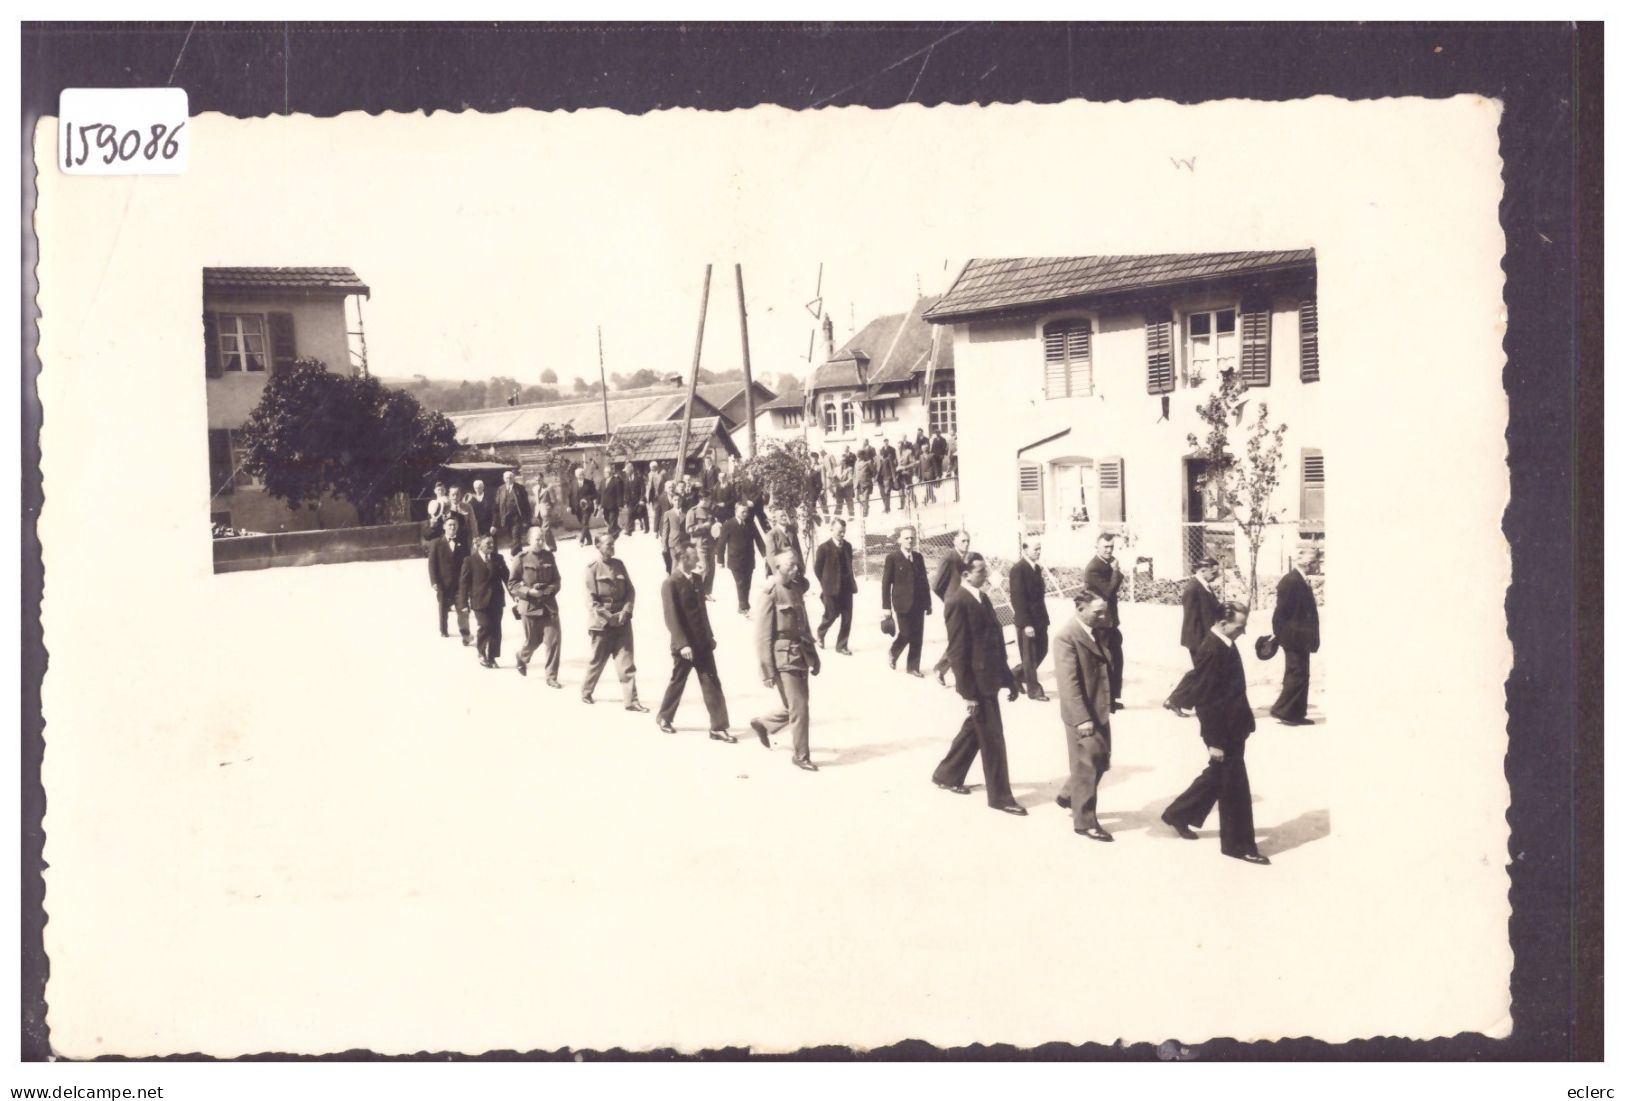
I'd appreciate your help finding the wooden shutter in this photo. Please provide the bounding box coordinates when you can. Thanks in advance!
[1300,448,1324,525]
[1099,456,1124,524]
[1145,312,1174,394]
[1017,461,1044,522]
[1239,299,1271,386]
[1042,319,1091,398]
[204,312,222,378]
[1299,296,1320,382]
[268,312,297,374]
[208,429,234,496]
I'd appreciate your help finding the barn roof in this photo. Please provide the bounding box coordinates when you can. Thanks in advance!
[203,267,371,297]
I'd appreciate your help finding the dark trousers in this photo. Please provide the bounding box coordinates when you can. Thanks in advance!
[818,590,853,648]
[697,547,716,596]
[888,606,926,672]
[1062,724,1112,831]
[878,482,892,513]
[656,647,730,730]
[1186,644,1201,666]
[435,586,470,640]
[1164,738,1257,856]
[473,607,502,663]
[932,695,1015,807]
[755,671,810,763]
[582,625,638,703]
[1098,625,1124,700]
[933,641,953,678]
[730,566,752,613]
[662,548,674,575]
[578,509,594,544]
[1271,649,1311,720]
[1011,628,1049,697]
[516,614,560,680]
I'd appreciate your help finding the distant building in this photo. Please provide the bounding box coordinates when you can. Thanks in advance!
[204,267,371,533]
[925,251,1323,587]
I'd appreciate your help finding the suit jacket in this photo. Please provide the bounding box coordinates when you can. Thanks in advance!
[576,478,598,511]
[583,556,635,631]
[427,536,468,592]
[495,484,531,531]
[465,494,494,537]
[881,550,929,614]
[754,573,817,677]
[1180,578,1223,650]
[661,508,688,554]
[508,549,561,619]
[684,503,718,551]
[600,474,625,514]
[944,587,1015,700]
[716,517,765,573]
[661,570,717,653]
[1168,632,1256,747]
[1008,558,1050,632]
[1272,568,1321,653]
[764,527,803,576]
[932,552,967,603]
[1052,616,1113,731]
[458,551,510,613]
[1083,555,1124,627]
[813,538,857,598]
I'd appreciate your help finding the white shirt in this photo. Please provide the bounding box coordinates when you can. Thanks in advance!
[962,582,989,605]
[1195,573,1214,594]
[1209,624,1235,648]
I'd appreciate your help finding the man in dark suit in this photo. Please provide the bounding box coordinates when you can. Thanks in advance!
[931,553,1025,815]
[465,479,495,539]
[1052,593,1115,841]
[600,466,625,539]
[659,484,688,576]
[458,534,510,668]
[655,542,734,741]
[812,518,857,654]
[1180,555,1223,665]
[881,526,931,676]
[931,530,971,685]
[510,524,563,687]
[1008,536,1051,701]
[716,501,766,616]
[1161,601,1270,865]
[427,513,471,645]
[763,506,802,577]
[575,467,599,546]
[1269,546,1321,725]
[1082,533,1126,708]
[494,470,531,558]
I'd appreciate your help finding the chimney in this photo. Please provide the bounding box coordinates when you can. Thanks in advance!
[822,313,835,361]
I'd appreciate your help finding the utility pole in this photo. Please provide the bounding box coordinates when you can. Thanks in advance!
[597,325,612,473]
[735,264,757,459]
[676,265,712,475]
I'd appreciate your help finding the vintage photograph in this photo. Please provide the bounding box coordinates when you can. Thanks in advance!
[35,91,1513,1060]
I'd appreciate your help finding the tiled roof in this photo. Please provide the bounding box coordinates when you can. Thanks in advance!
[923,251,1317,322]
[810,296,953,394]
[449,390,725,446]
[759,384,805,412]
[609,417,740,463]
[203,267,371,296]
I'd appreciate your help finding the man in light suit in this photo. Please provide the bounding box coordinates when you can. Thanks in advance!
[458,534,510,668]
[1180,555,1223,665]
[881,526,931,676]
[1008,536,1051,702]
[1162,601,1270,865]
[1269,546,1321,725]
[581,532,646,712]
[494,469,531,558]
[931,553,1025,815]
[1052,592,1116,841]
[510,524,563,687]
[812,518,857,654]
[1082,533,1125,709]
[931,530,972,686]
[656,542,734,741]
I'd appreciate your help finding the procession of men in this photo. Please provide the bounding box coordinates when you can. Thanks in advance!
[417,451,1321,861]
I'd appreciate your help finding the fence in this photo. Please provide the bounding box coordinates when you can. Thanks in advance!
[213,521,426,574]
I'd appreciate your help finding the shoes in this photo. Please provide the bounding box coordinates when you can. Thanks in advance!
[1110,701,1124,713]
[935,781,971,795]
[936,669,947,686]
[462,636,473,647]
[907,670,925,679]
[1028,690,1050,702]
[750,719,770,748]
[480,658,497,669]
[836,646,852,656]
[888,654,898,670]
[546,679,563,689]
[1006,687,1020,702]
[440,631,450,638]
[995,803,1029,817]
[655,718,677,734]
[1279,716,1315,726]
[793,758,819,772]
[817,636,826,650]
[580,694,594,705]
[516,663,527,677]
[1055,795,1071,809]
[704,595,716,602]
[1228,851,1272,865]
[1077,826,1114,842]
[710,730,737,743]
[625,701,649,713]
[1160,812,1199,840]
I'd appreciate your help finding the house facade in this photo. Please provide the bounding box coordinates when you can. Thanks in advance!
[925,252,1323,594]
[204,267,371,533]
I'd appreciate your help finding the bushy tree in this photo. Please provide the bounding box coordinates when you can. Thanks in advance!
[734,438,816,514]
[1186,368,1289,606]
[236,359,458,524]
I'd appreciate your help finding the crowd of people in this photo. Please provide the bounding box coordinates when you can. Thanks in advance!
[419,454,1320,867]
[797,427,958,520]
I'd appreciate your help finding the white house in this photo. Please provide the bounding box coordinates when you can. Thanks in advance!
[924,252,1323,593]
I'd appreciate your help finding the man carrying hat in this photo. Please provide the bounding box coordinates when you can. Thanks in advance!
[1180,556,1224,666]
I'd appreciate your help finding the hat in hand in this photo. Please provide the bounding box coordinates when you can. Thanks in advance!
[1254,634,1279,661]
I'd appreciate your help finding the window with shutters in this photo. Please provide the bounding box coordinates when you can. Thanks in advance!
[218,314,268,372]
[1299,297,1319,382]
[229,431,258,488]
[1146,313,1174,394]
[1184,308,1237,384]
[1238,301,1272,386]
[928,377,957,435]
[1017,461,1045,525]
[1098,457,1125,527]
[1042,319,1092,399]
[208,429,234,497]
[1300,448,1324,530]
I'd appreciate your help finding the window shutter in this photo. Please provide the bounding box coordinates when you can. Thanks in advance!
[1239,300,1271,386]
[1043,319,1091,398]
[1145,312,1174,394]
[268,312,297,374]
[1043,323,1068,398]
[208,429,234,496]
[204,313,222,378]
[1099,456,1124,524]
[1300,448,1324,525]
[1299,297,1319,382]
[1017,461,1044,522]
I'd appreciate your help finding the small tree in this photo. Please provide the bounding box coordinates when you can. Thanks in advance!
[533,421,580,484]
[237,359,458,524]
[1186,369,1289,606]
[734,438,815,513]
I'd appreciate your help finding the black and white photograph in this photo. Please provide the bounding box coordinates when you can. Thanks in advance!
[20,19,1598,1092]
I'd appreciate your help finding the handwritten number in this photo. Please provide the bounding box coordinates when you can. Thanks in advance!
[162,121,184,159]
[64,121,184,167]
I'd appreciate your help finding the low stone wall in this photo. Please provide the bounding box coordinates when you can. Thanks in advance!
[213,521,427,574]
